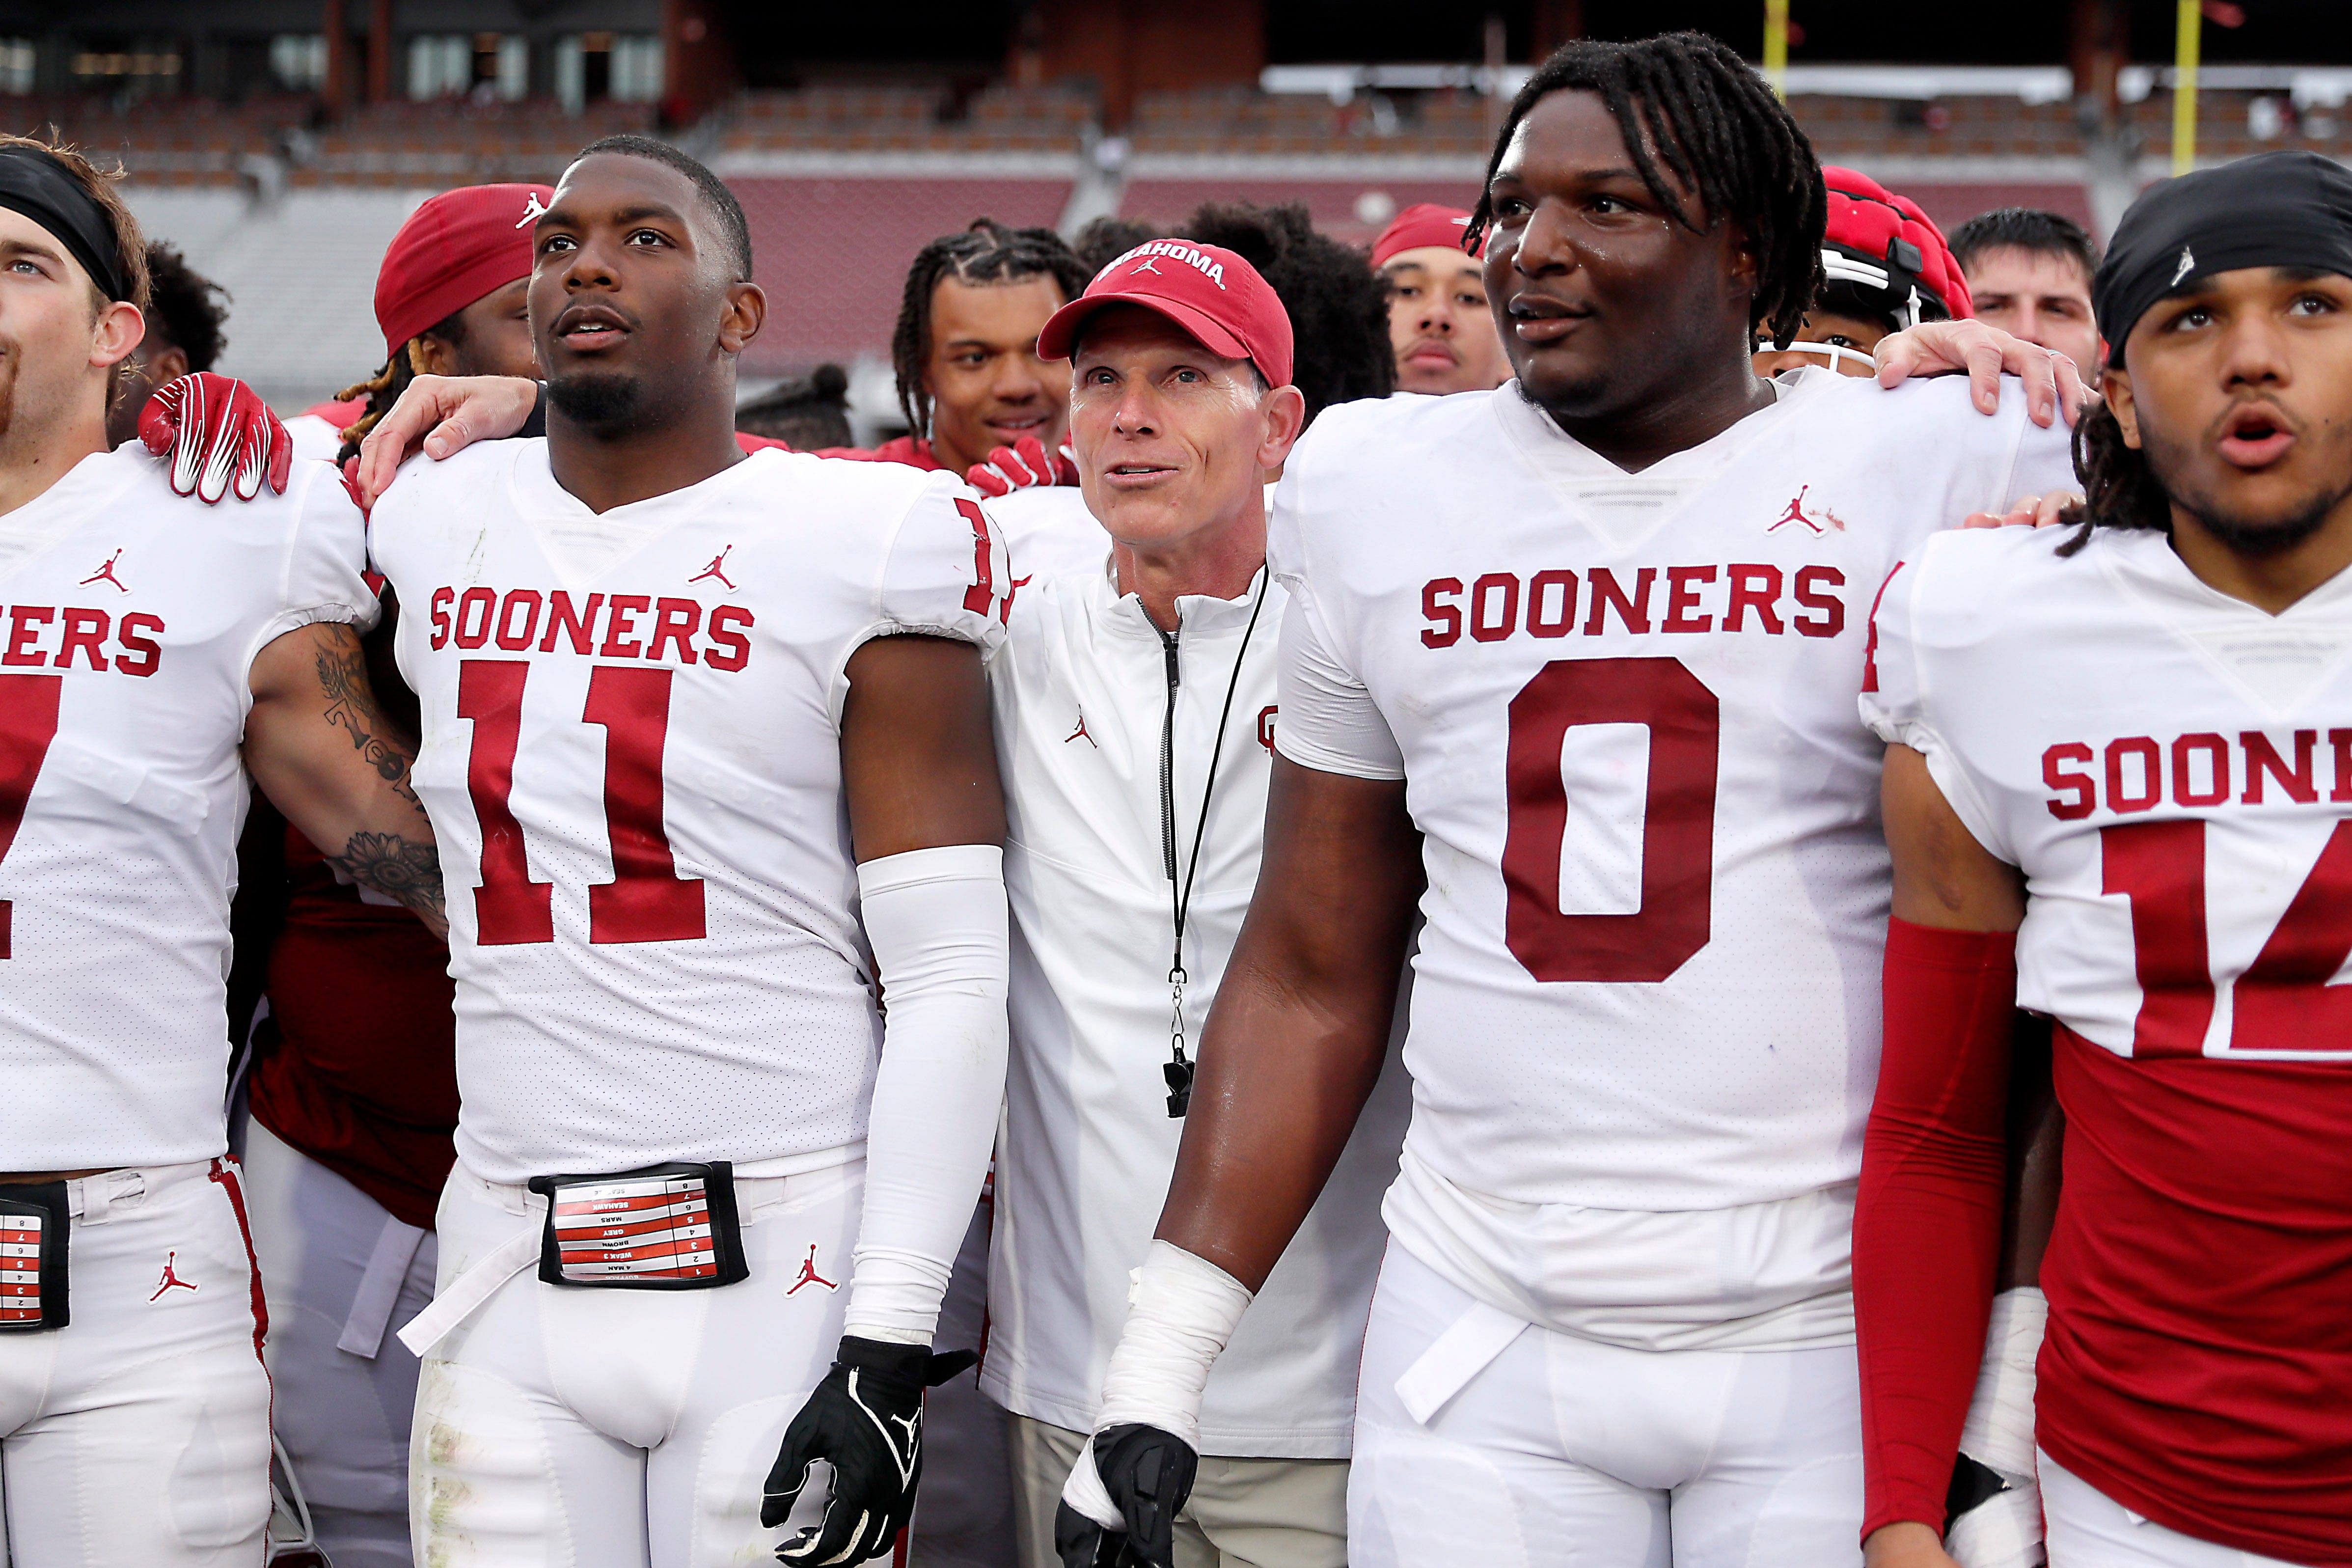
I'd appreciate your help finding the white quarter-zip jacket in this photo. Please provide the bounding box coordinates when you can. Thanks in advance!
[980,490,1410,1457]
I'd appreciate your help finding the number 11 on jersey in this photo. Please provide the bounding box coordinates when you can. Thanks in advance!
[457,659,706,946]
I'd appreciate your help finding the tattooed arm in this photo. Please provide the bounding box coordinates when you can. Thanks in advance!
[244,620,447,938]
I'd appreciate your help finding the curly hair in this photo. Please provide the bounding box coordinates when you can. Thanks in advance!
[1177,200,1395,421]
[332,308,467,464]
[1073,216,1165,275]
[2054,398,2171,557]
[1466,32,1825,352]
[142,242,229,372]
[890,218,1092,439]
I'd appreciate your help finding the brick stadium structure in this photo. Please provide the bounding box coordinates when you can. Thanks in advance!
[5,0,2345,425]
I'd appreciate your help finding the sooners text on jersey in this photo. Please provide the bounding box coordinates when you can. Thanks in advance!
[1862,523,2352,1565]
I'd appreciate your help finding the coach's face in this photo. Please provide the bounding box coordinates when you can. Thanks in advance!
[1068,307,1304,554]
[531,153,763,431]
[1483,89,1757,422]
[2110,265,2352,556]
[0,207,141,441]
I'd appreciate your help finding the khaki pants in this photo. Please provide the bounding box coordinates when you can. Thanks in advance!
[1008,1413,1348,1568]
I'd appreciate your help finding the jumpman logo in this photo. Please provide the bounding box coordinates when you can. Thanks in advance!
[1131,258,1163,275]
[787,1244,838,1296]
[147,1252,198,1301]
[79,550,129,592]
[1769,485,1823,534]
[518,191,548,227]
[688,545,737,590]
[1065,710,1097,747]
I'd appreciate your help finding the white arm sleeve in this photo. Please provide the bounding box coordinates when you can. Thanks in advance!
[1272,590,1405,780]
[843,843,1010,1345]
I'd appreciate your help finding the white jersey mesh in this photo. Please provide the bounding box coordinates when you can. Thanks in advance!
[0,448,374,1168]
[369,441,1009,1183]
[1266,372,2071,1335]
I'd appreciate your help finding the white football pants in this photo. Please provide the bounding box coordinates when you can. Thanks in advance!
[2043,1453,2313,1568]
[0,1160,273,1568]
[410,1157,859,1568]
[240,1116,438,1568]
[1348,1242,1863,1568]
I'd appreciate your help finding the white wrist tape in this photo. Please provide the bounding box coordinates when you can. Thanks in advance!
[1091,1240,1254,1450]
[844,844,1009,1346]
[1060,1434,1124,1531]
[1946,1485,2046,1568]
[1960,1286,2047,1479]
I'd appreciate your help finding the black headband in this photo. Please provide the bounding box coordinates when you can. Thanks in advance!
[2095,149,2352,368]
[0,145,131,303]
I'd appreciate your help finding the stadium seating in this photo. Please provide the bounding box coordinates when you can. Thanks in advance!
[718,85,1090,157]
[1120,177,1482,248]
[728,175,1074,374]
[294,99,653,188]
[32,68,2348,416]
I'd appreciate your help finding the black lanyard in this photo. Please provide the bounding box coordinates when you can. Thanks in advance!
[1157,567,1270,1117]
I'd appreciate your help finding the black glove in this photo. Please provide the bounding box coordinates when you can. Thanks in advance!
[1053,1423,1199,1568]
[761,1336,977,1565]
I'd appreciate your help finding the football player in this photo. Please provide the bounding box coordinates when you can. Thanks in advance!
[1054,34,2082,1568]
[1372,203,1510,395]
[1859,149,2352,1568]
[0,134,441,1568]
[1751,167,1970,380]
[104,241,230,450]
[365,136,1010,1568]
[821,218,1092,472]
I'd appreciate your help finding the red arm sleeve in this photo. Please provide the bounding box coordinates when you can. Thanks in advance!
[1857,917,2019,1542]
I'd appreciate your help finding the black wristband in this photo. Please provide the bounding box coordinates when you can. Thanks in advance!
[521,382,548,439]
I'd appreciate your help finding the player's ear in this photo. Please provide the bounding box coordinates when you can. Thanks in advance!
[90,298,144,371]
[1723,219,1759,304]
[412,334,461,377]
[2104,368,2141,449]
[719,280,765,355]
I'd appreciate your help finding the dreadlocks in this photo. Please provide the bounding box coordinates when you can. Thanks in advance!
[890,218,1092,439]
[1466,31,1825,353]
[2054,400,2170,557]
[333,309,468,464]
[1178,201,1395,421]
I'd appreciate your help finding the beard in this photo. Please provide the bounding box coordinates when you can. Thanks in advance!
[2182,492,2340,557]
[2144,419,2352,559]
[547,368,645,432]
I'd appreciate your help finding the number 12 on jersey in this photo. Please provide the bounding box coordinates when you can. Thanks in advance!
[457,659,706,946]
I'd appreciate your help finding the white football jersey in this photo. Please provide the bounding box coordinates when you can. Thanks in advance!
[1860,522,2352,1560]
[1863,523,2352,1050]
[368,441,1010,1184]
[986,486,1110,584]
[285,413,345,468]
[0,447,373,1169]
[981,546,1409,1457]
[1270,371,2071,1339]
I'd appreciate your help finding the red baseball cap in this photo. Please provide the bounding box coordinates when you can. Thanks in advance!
[1037,240,1294,389]
[374,182,554,358]
[1370,203,1483,269]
